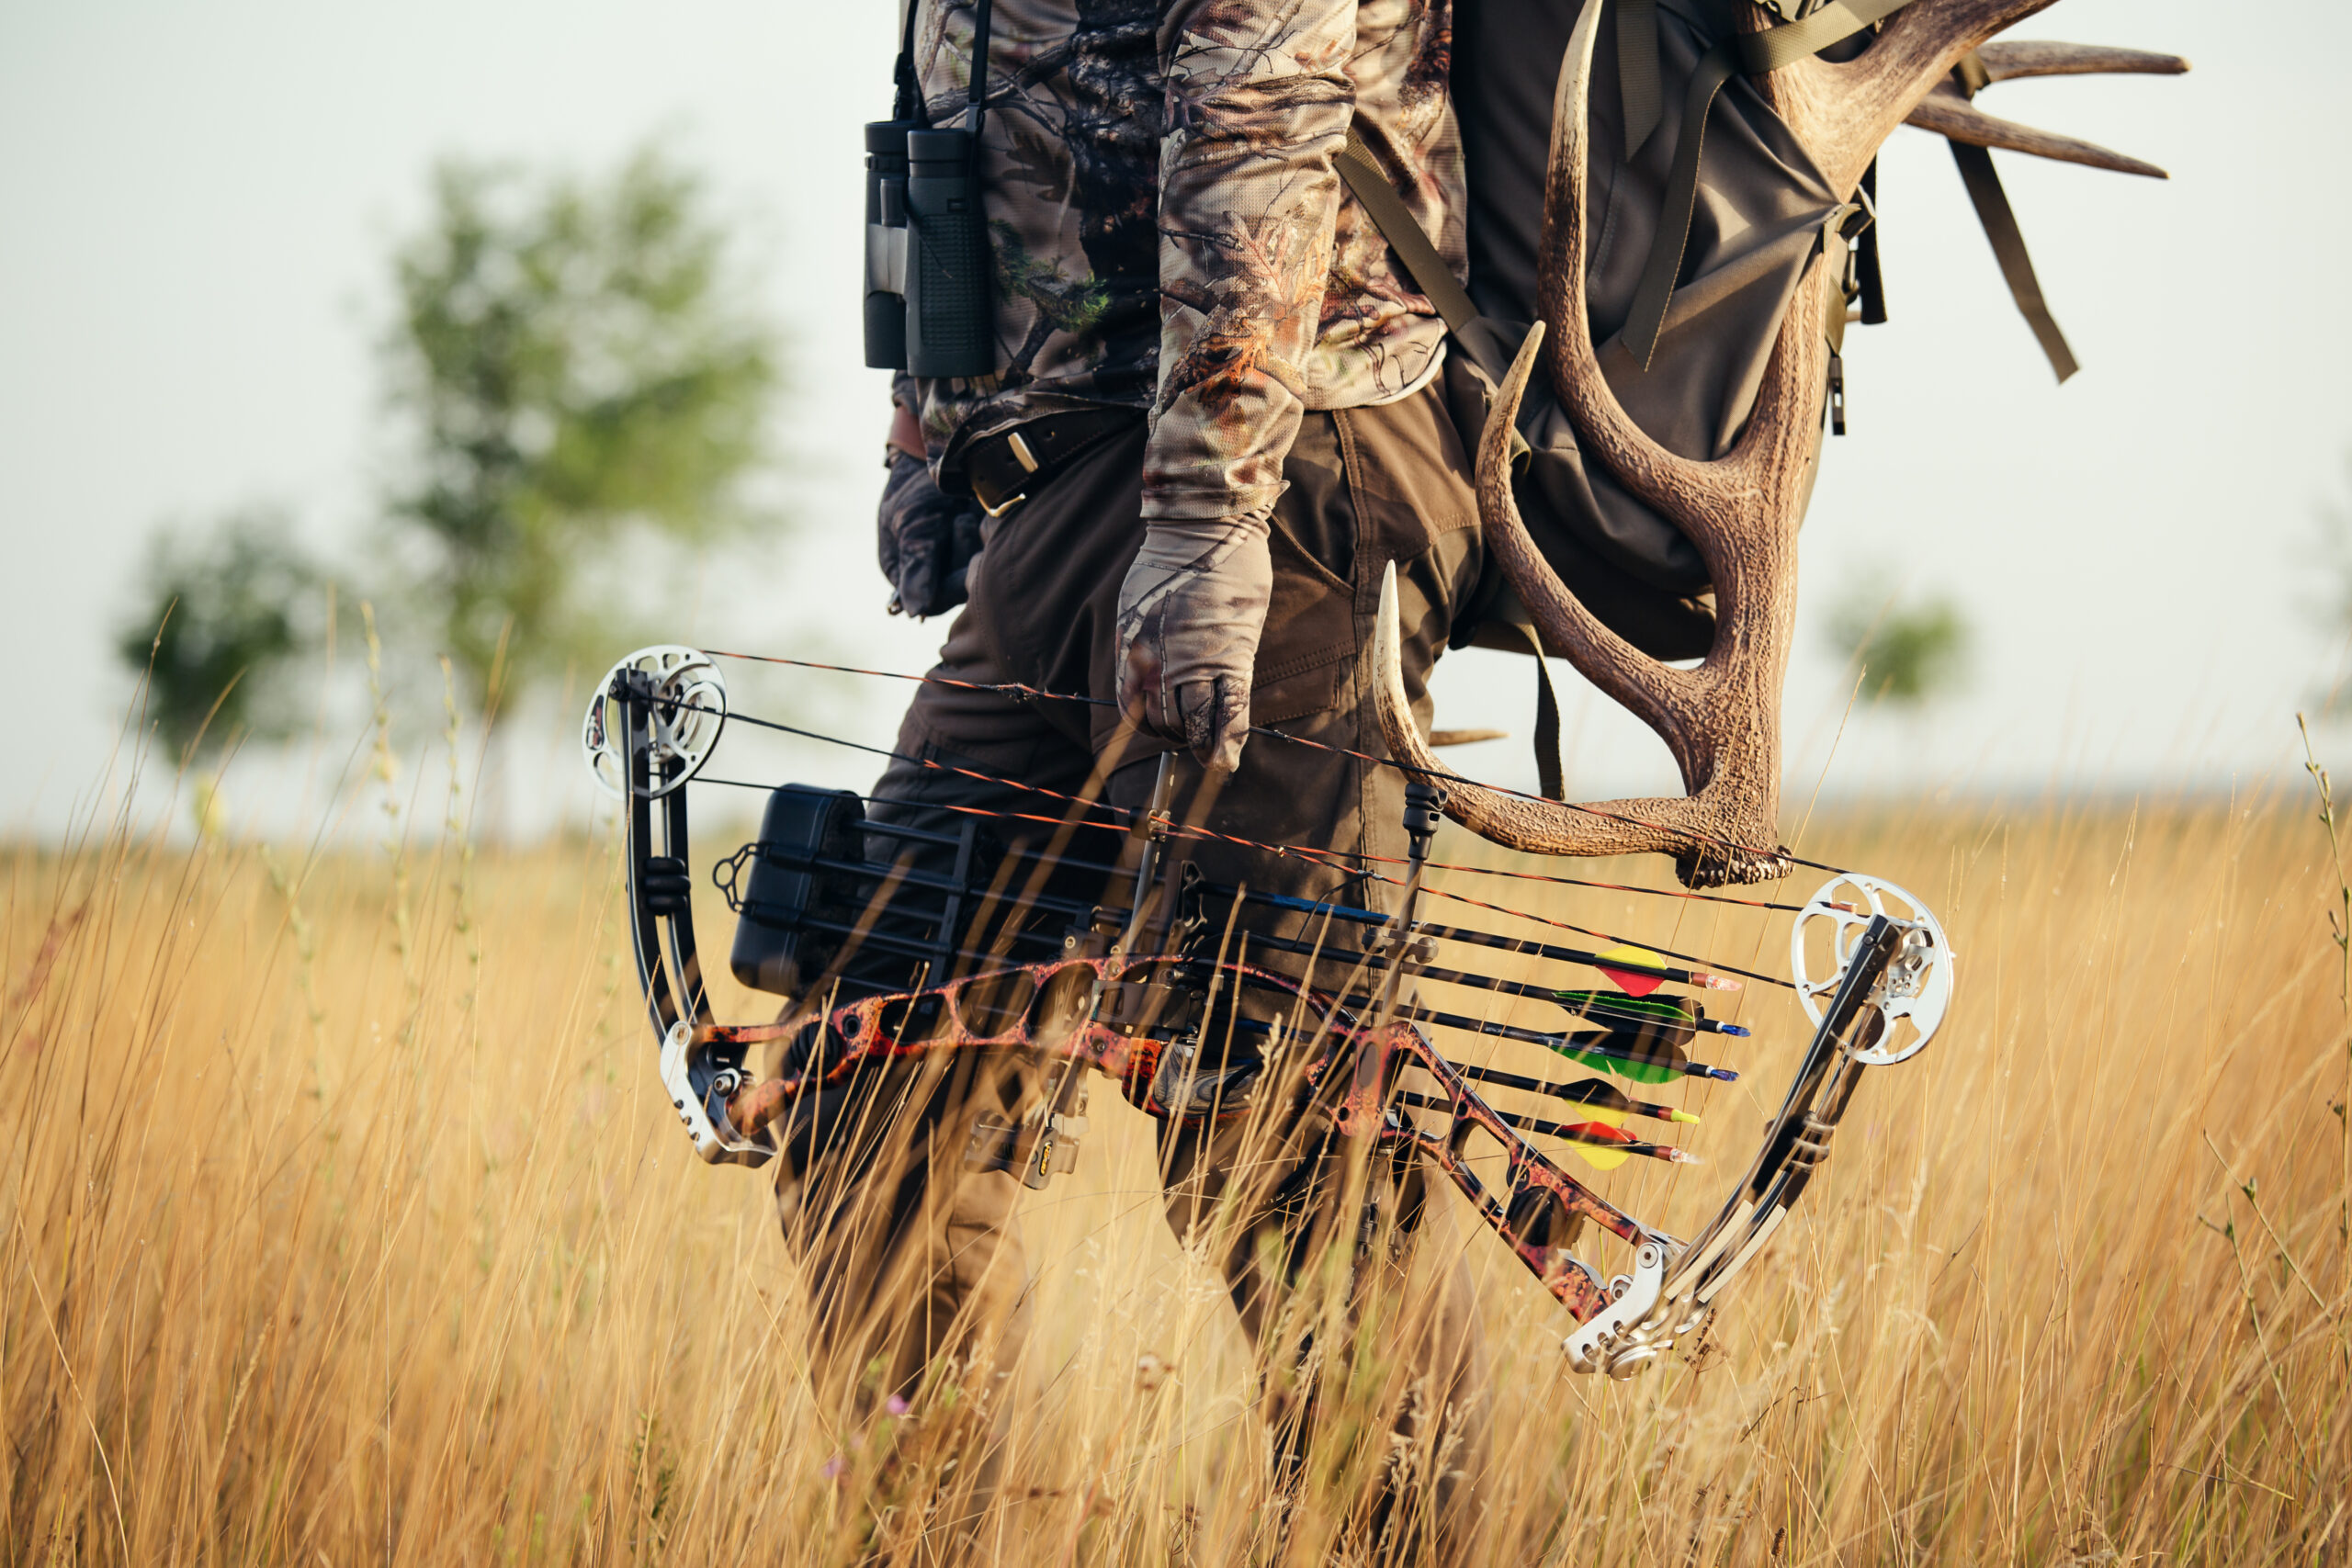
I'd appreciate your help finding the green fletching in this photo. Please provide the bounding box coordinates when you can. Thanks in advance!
[1558,1046,1682,1086]
[1553,990,1694,1026]
[1555,1077,1639,1112]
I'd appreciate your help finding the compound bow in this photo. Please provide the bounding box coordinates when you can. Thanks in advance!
[580,642,1953,1379]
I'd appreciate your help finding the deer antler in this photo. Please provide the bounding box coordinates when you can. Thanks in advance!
[1372,0,2179,887]
[1906,41,2188,177]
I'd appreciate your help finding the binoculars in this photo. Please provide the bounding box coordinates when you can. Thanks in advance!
[864,119,995,379]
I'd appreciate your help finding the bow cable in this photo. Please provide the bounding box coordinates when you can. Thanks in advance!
[681,704,1792,990]
[703,647,1846,880]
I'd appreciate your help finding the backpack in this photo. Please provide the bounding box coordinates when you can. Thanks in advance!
[1343,0,2104,793]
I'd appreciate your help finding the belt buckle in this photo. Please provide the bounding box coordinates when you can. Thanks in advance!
[978,430,1042,518]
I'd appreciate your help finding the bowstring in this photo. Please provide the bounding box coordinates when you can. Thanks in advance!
[700,649,1847,897]
[681,701,1792,989]
[639,657,1864,1312]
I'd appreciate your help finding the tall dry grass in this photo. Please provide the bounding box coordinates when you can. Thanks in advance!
[3,736,2348,1564]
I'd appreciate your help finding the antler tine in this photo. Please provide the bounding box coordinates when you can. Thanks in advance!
[1906,85,2168,178]
[1777,0,2063,193]
[1975,41,2190,84]
[1478,322,1696,746]
[1368,565,1684,861]
[1903,39,2190,180]
[1368,559,1791,882]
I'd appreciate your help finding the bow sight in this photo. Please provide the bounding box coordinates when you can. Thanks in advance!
[582,645,1958,1379]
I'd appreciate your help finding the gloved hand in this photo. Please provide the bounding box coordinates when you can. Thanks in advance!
[876,448,986,619]
[1114,513,1273,773]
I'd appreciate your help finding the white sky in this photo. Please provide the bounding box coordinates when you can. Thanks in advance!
[3,0,2349,839]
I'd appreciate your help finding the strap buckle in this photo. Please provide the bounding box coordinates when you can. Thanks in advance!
[977,485,1028,520]
[1835,185,1876,244]
[970,427,1044,517]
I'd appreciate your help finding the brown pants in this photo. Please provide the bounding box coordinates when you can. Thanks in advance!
[772,382,1490,1563]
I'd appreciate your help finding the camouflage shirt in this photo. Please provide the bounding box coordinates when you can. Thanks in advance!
[905,0,1463,526]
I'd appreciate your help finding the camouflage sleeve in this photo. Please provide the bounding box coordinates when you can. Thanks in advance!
[1146,0,1358,525]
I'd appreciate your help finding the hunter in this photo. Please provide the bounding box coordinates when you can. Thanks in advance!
[780,2,1489,1557]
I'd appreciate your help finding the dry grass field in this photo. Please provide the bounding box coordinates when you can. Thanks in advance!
[4,742,2348,1565]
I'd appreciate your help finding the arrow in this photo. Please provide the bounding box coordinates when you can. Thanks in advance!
[1551,989,1749,1038]
[1446,1060,1702,1125]
[1392,1091,1700,1168]
[1548,1021,1714,1088]
[1410,1007,1738,1081]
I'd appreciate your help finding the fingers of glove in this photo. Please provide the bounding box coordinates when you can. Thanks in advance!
[877,451,984,618]
[876,450,927,579]
[1114,516,1273,769]
[1173,675,1250,775]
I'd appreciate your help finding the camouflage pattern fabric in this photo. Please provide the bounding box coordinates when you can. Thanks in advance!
[876,447,987,619]
[905,0,1464,528]
[1113,510,1273,770]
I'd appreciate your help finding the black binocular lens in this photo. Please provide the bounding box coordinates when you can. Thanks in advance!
[863,122,994,379]
[863,120,913,372]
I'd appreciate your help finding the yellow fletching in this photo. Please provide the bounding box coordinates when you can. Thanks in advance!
[1594,942,1670,998]
[1569,1106,1630,1170]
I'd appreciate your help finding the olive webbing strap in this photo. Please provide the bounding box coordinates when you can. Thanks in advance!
[1854,157,1887,324]
[1328,134,1566,780]
[1948,141,2079,382]
[1623,0,1823,158]
[1621,0,1919,371]
[1504,620,1569,801]
[1940,47,2075,382]
[1620,0,1666,157]
[1335,130,1480,334]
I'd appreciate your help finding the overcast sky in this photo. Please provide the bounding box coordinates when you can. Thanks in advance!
[4,0,2349,840]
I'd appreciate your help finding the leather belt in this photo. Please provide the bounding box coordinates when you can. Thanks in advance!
[964,408,1140,518]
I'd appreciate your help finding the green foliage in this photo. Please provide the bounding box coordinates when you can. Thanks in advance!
[381,147,782,705]
[113,510,322,760]
[1826,570,1973,707]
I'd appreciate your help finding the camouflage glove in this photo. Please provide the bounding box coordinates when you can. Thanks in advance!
[876,448,986,619]
[1114,513,1273,773]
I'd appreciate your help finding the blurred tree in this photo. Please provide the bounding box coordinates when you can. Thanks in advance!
[113,509,322,761]
[380,146,782,708]
[1826,569,1973,707]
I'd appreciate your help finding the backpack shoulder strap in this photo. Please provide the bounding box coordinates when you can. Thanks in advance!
[1622,0,1921,369]
[1335,130,1480,336]
[1336,130,1571,791]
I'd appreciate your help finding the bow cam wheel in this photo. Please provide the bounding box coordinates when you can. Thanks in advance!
[582,646,729,800]
[1791,874,1954,1066]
